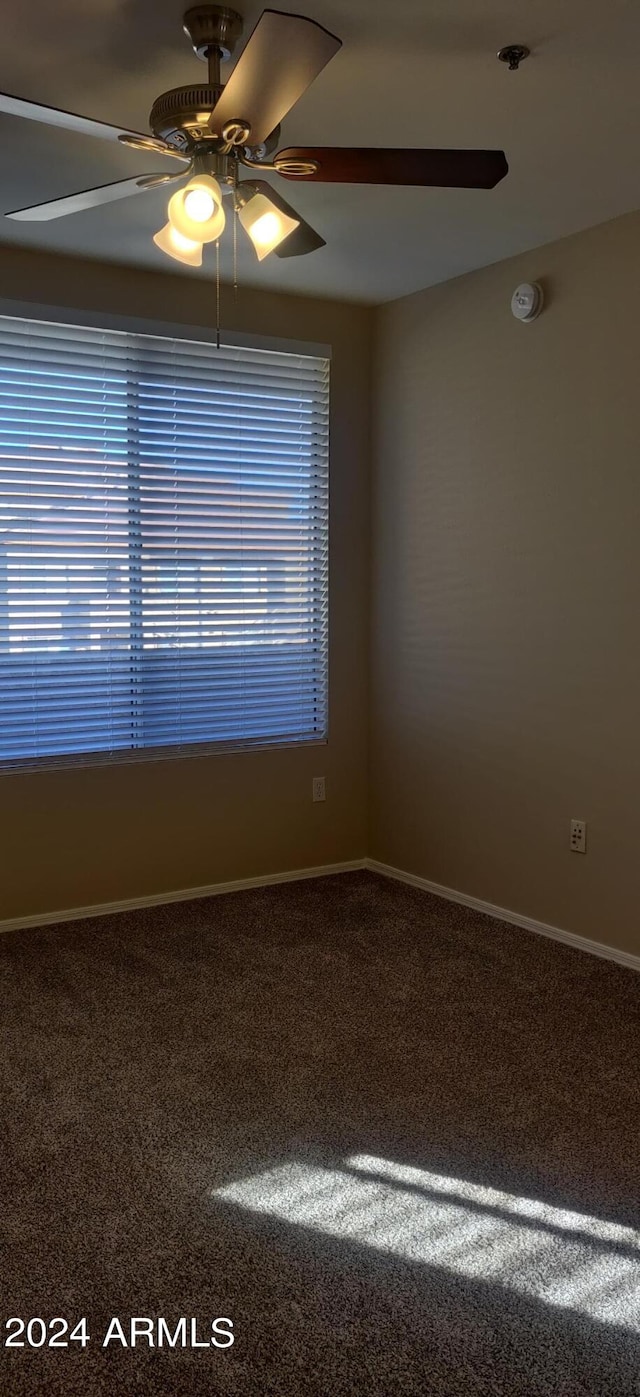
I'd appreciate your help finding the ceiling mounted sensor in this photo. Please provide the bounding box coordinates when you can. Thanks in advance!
[0,4,510,284]
[497,45,530,72]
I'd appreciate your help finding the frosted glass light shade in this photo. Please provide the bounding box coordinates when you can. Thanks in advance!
[238,192,299,260]
[153,222,203,266]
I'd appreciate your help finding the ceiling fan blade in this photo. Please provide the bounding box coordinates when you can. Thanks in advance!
[209,10,341,146]
[5,173,181,222]
[274,147,509,188]
[0,90,187,160]
[240,178,325,257]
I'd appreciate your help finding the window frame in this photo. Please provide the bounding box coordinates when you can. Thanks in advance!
[0,299,331,772]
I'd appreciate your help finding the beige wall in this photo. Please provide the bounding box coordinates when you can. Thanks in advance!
[0,248,371,920]
[5,211,640,952]
[371,210,640,956]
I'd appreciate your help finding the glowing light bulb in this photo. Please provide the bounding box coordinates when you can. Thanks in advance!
[167,176,225,244]
[250,212,282,250]
[183,188,216,222]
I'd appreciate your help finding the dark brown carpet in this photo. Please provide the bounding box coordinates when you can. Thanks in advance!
[1,870,640,1395]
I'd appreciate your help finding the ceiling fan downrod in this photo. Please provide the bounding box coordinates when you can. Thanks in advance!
[183,5,244,94]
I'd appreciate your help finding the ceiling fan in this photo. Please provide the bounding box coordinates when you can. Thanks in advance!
[0,5,509,267]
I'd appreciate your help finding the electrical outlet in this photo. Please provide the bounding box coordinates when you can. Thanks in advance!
[312,776,326,803]
[570,819,586,854]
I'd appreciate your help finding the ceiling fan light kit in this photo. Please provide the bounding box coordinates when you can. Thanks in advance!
[0,3,510,309]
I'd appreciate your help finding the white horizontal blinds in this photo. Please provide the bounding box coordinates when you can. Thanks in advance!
[0,319,133,762]
[0,315,329,769]
[135,338,329,750]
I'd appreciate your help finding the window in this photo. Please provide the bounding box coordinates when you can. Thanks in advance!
[0,314,329,769]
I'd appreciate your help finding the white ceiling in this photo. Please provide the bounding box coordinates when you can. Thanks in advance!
[0,0,638,303]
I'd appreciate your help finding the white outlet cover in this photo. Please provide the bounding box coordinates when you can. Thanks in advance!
[570,819,587,852]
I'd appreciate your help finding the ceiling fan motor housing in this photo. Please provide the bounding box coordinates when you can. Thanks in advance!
[149,86,223,150]
[149,85,282,161]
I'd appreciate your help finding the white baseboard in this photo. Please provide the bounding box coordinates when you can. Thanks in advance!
[4,856,637,975]
[0,859,366,936]
[365,858,640,974]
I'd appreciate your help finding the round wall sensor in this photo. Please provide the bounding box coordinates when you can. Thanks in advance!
[511,282,543,323]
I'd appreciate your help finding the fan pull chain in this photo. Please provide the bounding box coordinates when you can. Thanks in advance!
[215,240,219,349]
[231,170,239,303]
[233,202,238,302]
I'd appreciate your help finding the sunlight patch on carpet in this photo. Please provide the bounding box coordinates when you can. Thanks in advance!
[212,1155,640,1331]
